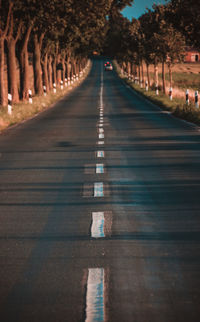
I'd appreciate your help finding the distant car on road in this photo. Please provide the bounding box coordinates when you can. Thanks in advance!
[104,62,113,71]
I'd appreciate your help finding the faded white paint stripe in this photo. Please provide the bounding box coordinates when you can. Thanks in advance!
[99,133,104,139]
[94,182,104,197]
[96,164,104,174]
[97,141,104,145]
[91,212,105,238]
[99,128,104,133]
[97,151,104,158]
[85,268,104,322]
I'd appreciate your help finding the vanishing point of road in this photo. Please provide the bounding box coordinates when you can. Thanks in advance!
[0,59,200,322]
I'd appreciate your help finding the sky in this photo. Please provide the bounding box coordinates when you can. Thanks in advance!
[122,0,168,20]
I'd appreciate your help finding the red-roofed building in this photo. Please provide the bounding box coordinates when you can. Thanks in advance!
[185,48,200,62]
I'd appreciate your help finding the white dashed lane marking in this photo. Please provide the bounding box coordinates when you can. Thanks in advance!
[97,151,104,158]
[85,268,105,322]
[96,164,104,174]
[94,182,104,197]
[99,133,104,139]
[91,212,105,238]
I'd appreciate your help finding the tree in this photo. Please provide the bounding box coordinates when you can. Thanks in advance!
[170,0,200,50]
[140,4,185,94]
[0,1,13,106]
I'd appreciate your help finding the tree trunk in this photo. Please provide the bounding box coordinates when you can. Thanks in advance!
[168,63,173,88]
[52,56,57,85]
[19,25,32,100]
[66,57,71,79]
[138,63,141,85]
[42,52,49,93]
[72,58,76,77]
[154,63,158,88]
[48,55,53,90]
[162,59,166,94]
[0,37,7,106]
[61,56,66,83]
[33,33,43,95]
[127,61,131,76]
[146,62,150,88]
[0,2,13,106]
[7,37,19,103]
[141,61,144,86]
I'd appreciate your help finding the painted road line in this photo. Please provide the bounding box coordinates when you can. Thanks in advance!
[96,163,104,174]
[94,182,104,197]
[99,133,104,139]
[91,212,105,238]
[97,141,104,145]
[97,151,105,158]
[99,128,104,133]
[98,124,103,127]
[85,268,105,322]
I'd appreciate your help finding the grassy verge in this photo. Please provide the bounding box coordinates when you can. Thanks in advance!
[113,60,200,126]
[0,61,91,133]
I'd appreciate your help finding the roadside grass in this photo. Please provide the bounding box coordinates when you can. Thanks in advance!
[0,62,91,133]
[164,72,200,91]
[113,60,200,126]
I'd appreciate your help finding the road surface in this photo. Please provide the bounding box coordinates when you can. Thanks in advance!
[0,59,200,322]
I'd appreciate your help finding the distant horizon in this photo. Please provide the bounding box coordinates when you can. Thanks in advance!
[122,0,169,20]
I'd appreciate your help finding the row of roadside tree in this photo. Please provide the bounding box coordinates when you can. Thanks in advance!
[0,0,133,107]
[105,0,200,95]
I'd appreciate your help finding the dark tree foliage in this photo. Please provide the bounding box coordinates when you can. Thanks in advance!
[170,0,200,49]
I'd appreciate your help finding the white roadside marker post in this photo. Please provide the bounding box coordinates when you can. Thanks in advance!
[195,91,199,108]
[145,80,148,91]
[53,83,56,93]
[43,85,47,96]
[186,89,189,105]
[169,87,172,101]
[28,89,32,104]
[155,83,159,95]
[8,93,12,115]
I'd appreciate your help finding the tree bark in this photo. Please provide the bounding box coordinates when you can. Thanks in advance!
[19,25,32,100]
[162,59,166,94]
[71,57,76,77]
[0,37,7,106]
[168,63,173,88]
[52,55,57,85]
[7,37,19,103]
[141,61,144,87]
[66,56,71,79]
[146,62,150,88]
[61,55,66,83]
[42,52,49,93]
[0,2,13,106]
[33,33,43,95]
[48,55,53,90]
[138,63,141,85]
[6,15,22,103]
[154,63,159,89]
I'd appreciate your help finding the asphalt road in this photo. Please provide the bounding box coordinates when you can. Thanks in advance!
[0,59,200,322]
